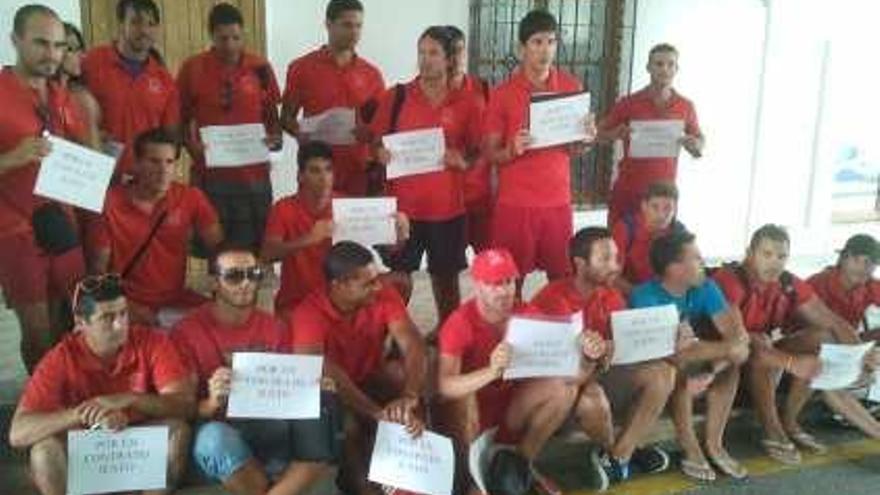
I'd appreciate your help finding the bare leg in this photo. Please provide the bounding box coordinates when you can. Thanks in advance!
[573,381,614,451]
[704,364,741,458]
[142,419,190,495]
[821,390,880,438]
[669,373,707,466]
[222,459,270,495]
[745,350,787,443]
[29,436,66,495]
[268,462,334,495]
[611,361,677,461]
[505,379,578,460]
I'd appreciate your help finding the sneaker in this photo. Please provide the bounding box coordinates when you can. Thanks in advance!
[583,447,610,491]
[599,452,630,484]
[630,445,671,474]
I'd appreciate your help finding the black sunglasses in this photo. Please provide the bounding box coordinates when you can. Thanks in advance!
[218,266,264,285]
[72,273,123,310]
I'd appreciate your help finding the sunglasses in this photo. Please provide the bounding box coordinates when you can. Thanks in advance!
[218,266,264,285]
[72,273,123,311]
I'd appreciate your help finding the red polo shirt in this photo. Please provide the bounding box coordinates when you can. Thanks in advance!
[19,325,189,413]
[178,49,281,183]
[171,304,288,398]
[93,183,219,308]
[369,78,484,221]
[529,278,627,339]
[611,214,681,285]
[0,68,87,237]
[808,267,880,328]
[284,47,385,195]
[83,44,179,176]
[713,265,816,334]
[484,67,582,208]
[604,87,700,194]
[263,194,335,313]
[290,284,408,385]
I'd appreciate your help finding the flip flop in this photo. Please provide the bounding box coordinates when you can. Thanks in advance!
[761,438,802,465]
[707,451,748,479]
[788,431,829,455]
[680,459,716,482]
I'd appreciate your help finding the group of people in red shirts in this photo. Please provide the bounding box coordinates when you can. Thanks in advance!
[2,1,879,495]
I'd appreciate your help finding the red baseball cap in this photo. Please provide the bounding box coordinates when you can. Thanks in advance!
[471,249,519,284]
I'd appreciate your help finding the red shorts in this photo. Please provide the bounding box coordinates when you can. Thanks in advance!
[490,204,573,279]
[0,232,85,307]
[465,200,492,253]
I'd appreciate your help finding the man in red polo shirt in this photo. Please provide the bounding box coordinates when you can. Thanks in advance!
[82,0,179,179]
[598,43,703,226]
[281,0,385,196]
[92,128,223,327]
[611,182,686,293]
[0,5,89,373]
[370,26,485,325]
[9,273,194,495]
[178,3,282,252]
[809,234,880,340]
[172,245,334,494]
[484,10,596,291]
[713,225,880,464]
[290,241,426,495]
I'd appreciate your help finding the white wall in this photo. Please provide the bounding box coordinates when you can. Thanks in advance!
[0,0,81,65]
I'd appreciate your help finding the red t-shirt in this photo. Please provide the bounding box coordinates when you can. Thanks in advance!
[0,68,87,237]
[483,67,582,208]
[713,265,816,334]
[93,183,219,308]
[290,284,409,385]
[611,214,681,285]
[263,194,334,313]
[603,87,700,193]
[19,325,189,413]
[808,267,880,328]
[83,44,179,176]
[529,278,627,339]
[283,47,385,182]
[171,304,288,397]
[369,79,484,221]
[178,49,281,183]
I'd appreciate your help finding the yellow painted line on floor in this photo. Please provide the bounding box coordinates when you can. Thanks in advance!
[568,438,880,495]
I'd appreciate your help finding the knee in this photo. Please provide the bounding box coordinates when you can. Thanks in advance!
[547,379,579,409]
[30,436,65,477]
[575,383,611,417]
[644,362,677,398]
[192,422,251,481]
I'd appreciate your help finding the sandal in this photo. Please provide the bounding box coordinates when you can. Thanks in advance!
[761,438,801,465]
[788,431,828,455]
[707,451,748,479]
[680,459,717,482]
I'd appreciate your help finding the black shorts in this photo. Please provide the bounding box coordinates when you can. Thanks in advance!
[202,179,273,250]
[380,215,467,276]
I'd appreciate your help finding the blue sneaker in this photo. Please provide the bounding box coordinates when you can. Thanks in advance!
[631,445,670,474]
[599,452,630,484]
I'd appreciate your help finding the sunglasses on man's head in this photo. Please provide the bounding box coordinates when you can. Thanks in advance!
[72,273,123,311]
[218,266,264,285]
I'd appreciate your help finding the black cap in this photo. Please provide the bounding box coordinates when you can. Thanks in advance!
[841,234,879,263]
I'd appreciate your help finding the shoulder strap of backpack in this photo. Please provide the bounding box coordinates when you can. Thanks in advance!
[388,83,407,134]
[622,213,637,254]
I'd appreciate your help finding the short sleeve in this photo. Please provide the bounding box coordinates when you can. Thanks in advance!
[438,311,470,358]
[628,282,659,308]
[698,279,729,317]
[791,276,817,307]
[601,96,630,131]
[189,188,220,236]
[289,302,328,350]
[379,285,409,325]
[148,332,191,390]
[482,87,507,138]
[282,60,303,105]
[713,269,746,307]
[19,348,68,412]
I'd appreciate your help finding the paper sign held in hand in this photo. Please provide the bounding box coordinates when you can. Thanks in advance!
[299,107,357,146]
[368,421,455,495]
[333,197,397,246]
[67,425,168,495]
[811,342,875,391]
[503,315,581,380]
[200,124,270,167]
[528,91,592,149]
[383,128,445,179]
[611,305,679,365]
[34,134,115,213]
[227,352,323,419]
[629,119,685,158]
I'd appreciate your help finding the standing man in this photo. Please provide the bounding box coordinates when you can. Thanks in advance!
[178,3,282,253]
[83,0,179,179]
[483,10,596,292]
[281,0,385,196]
[0,4,89,373]
[598,43,703,226]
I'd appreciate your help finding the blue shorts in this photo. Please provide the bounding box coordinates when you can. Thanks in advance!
[192,420,292,482]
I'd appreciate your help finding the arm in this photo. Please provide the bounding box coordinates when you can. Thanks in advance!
[387,317,427,400]
[88,376,197,421]
[436,343,510,401]
[483,131,529,167]
[0,137,51,173]
[260,220,333,264]
[798,297,861,344]
[295,342,383,420]
[73,89,103,150]
[280,99,303,139]
[8,406,80,448]
[199,223,224,253]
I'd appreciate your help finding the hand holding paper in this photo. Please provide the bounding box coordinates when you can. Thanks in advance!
[811,342,875,390]
[332,197,397,246]
[67,426,169,495]
[528,91,592,149]
[610,305,679,365]
[629,120,686,158]
[227,352,323,419]
[503,315,581,380]
[383,128,446,179]
[200,124,270,167]
[34,134,115,213]
[368,421,455,495]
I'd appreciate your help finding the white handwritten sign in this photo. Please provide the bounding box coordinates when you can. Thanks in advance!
[200,124,270,167]
[528,91,591,149]
[611,305,679,365]
[368,421,455,495]
[503,315,581,380]
[67,425,168,495]
[383,128,446,179]
[34,134,115,213]
[333,197,397,246]
[227,352,323,419]
[864,304,880,333]
[629,120,685,158]
[299,107,357,146]
[812,342,875,390]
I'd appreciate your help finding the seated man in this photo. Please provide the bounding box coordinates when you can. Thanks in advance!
[290,241,426,495]
[8,273,194,495]
[93,127,223,327]
[611,181,686,293]
[436,248,597,494]
[630,231,750,481]
[808,234,879,340]
[713,224,880,464]
[262,141,408,315]
[530,227,673,490]
[171,244,334,495]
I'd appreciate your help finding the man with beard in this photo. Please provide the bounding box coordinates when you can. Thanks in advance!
[172,245,334,495]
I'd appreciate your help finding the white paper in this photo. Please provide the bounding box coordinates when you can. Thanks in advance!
[469,428,497,495]
[200,123,270,167]
[868,370,880,403]
[812,342,875,390]
[629,119,685,158]
[383,128,445,179]
[227,352,323,419]
[67,425,168,495]
[33,135,115,213]
[611,305,679,365]
[368,421,455,495]
[503,315,581,380]
[299,107,357,146]
[865,304,880,332]
[332,197,397,246]
[528,92,591,149]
